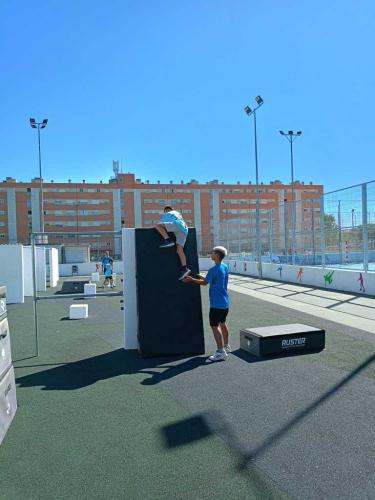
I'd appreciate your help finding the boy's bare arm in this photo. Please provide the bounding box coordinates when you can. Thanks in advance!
[183,276,207,286]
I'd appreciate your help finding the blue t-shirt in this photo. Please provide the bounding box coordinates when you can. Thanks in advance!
[160,210,188,235]
[101,255,112,267]
[104,263,112,277]
[205,263,230,309]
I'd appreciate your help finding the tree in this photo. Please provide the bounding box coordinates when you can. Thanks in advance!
[324,214,339,247]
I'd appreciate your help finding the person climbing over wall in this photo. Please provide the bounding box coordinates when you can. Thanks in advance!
[154,205,191,280]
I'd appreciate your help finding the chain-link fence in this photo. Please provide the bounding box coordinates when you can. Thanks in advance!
[197,181,375,272]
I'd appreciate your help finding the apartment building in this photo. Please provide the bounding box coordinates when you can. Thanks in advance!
[0,173,323,257]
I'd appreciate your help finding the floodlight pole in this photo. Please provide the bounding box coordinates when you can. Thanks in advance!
[279,130,302,265]
[244,97,264,278]
[30,118,48,235]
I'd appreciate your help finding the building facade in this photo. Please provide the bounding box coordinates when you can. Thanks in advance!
[0,173,323,258]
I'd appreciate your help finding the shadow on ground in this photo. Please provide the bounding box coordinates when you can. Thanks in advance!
[15,349,209,390]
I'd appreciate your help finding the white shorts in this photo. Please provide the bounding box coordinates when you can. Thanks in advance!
[162,222,187,247]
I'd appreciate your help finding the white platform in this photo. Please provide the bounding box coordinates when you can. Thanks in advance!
[84,283,96,296]
[0,319,12,380]
[0,365,17,446]
[69,304,88,319]
[91,272,100,282]
[0,244,24,304]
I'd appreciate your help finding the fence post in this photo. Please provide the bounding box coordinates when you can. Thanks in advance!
[320,195,326,267]
[268,208,273,262]
[362,183,369,272]
[338,200,343,264]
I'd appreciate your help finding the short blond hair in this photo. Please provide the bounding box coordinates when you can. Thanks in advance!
[213,246,227,260]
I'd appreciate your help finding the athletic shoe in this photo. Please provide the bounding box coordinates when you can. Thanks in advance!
[159,238,175,248]
[224,344,231,353]
[208,350,228,362]
[178,267,191,280]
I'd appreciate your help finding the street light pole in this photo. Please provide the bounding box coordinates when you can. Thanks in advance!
[279,130,302,265]
[244,96,264,278]
[30,118,48,235]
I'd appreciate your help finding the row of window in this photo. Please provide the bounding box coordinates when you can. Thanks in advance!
[222,208,272,215]
[44,199,110,206]
[42,188,112,193]
[143,198,191,205]
[0,221,4,226]
[144,219,193,225]
[222,199,274,205]
[44,210,111,216]
[143,209,192,214]
[46,220,111,227]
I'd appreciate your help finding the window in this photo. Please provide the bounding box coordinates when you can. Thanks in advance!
[47,220,111,227]
[0,210,5,215]
[143,198,191,205]
[0,233,5,238]
[0,222,5,226]
[45,199,110,205]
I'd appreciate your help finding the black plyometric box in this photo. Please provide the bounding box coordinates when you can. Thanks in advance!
[240,323,325,357]
[135,228,205,358]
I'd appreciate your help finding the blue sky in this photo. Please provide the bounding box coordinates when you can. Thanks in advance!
[1,0,374,192]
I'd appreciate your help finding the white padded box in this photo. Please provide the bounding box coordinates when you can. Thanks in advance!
[0,287,6,319]
[84,283,96,296]
[69,304,88,319]
[0,319,12,380]
[0,365,17,446]
[91,272,100,282]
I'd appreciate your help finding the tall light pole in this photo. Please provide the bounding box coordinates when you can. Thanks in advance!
[30,118,48,235]
[279,130,302,265]
[244,95,264,278]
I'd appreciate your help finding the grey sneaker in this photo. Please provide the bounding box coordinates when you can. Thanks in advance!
[178,267,191,280]
[208,350,228,362]
[224,344,231,354]
[159,238,175,248]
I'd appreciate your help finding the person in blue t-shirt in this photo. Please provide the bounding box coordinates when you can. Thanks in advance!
[183,246,230,362]
[101,250,112,273]
[154,205,191,281]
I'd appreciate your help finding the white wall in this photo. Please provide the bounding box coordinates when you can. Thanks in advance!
[49,248,59,287]
[123,229,137,349]
[59,261,123,277]
[35,247,46,292]
[22,246,34,296]
[0,245,24,304]
[229,259,375,296]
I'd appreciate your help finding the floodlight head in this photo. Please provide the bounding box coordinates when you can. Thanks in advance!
[288,130,293,135]
[244,106,252,115]
[279,130,285,135]
[30,118,37,128]
[255,95,263,105]
[297,131,302,135]
[41,118,48,129]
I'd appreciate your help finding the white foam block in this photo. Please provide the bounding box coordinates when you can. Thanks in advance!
[0,319,12,380]
[69,304,88,319]
[84,283,96,296]
[0,365,17,446]
[91,272,100,282]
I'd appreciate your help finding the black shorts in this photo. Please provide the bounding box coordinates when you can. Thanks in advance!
[209,308,229,327]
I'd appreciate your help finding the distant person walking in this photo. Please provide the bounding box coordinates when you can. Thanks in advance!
[101,250,112,273]
[154,205,191,280]
[183,246,230,362]
[103,259,114,288]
